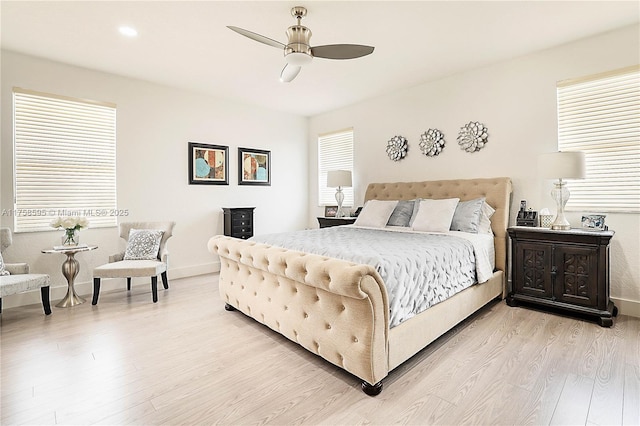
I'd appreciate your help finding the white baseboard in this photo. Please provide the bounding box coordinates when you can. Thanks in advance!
[4,263,638,320]
[1,261,221,310]
[611,297,640,319]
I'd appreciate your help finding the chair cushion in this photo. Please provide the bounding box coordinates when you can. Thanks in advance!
[123,229,164,260]
[93,260,166,278]
[0,274,50,297]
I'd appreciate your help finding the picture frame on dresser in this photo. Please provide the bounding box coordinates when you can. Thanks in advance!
[188,142,229,185]
[581,214,607,230]
[324,206,338,217]
[238,148,270,186]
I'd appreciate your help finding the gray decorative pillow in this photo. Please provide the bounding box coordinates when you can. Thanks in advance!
[478,201,496,234]
[124,229,164,260]
[0,252,10,276]
[450,197,485,233]
[386,200,416,227]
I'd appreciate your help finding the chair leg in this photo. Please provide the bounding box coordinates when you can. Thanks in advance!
[0,297,2,314]
[40,286,52,315]
[127,277,131,291]
[161,271,169,289]
[151,276,158,303]
[92,278,101,305]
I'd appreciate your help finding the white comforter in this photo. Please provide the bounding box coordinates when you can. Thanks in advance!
[251,226,495,328]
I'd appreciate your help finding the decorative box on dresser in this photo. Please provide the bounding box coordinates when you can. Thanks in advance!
[222,207,255,239]
[317,217,356,228]
[507,226,617,327]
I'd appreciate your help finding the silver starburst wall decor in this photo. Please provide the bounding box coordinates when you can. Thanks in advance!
[386,135,408,161]
[457,121,489,153]
[419,129,445,157]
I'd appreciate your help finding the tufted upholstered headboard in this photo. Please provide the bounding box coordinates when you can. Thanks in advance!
[363,177,512,272]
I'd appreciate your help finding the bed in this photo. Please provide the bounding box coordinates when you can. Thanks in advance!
[208,177,512,395]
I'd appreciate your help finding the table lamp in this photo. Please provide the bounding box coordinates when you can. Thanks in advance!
[327,170,352,218]
[538,151,585,230]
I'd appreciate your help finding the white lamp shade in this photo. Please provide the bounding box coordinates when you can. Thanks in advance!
[538,151,586,179]
[327,170,352,188]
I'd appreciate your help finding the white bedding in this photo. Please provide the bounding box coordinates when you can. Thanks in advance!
[349,225,496,283]
[252,225,495,328]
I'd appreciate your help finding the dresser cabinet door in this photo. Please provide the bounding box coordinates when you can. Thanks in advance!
[514,241,553,299]
[553,245,598,307]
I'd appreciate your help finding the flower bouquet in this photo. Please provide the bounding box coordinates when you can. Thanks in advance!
[50,216,89,246]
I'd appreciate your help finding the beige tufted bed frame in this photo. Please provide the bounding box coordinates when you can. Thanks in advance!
[208,177,512,395]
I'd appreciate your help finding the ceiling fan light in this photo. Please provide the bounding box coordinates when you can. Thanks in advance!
[286,52,312,66]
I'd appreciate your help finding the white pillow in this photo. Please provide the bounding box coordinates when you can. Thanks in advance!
[0,252,10,276]
[478,202,496,234]
[354,200,398,228]
[124,229,164,260]
[412,198,460,233]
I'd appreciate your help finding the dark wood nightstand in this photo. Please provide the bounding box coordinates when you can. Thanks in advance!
[222,207,255,239]
[507,226,617,327]
[317,217,356,228]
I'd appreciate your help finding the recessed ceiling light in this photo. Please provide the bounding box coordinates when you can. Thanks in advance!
[118,26,138,37]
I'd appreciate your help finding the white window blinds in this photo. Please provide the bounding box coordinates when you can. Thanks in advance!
[318,129,354,206]
[13,88,117,232]
[557,66,640,213]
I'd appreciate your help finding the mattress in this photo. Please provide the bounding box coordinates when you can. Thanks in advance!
[251,226,495,328]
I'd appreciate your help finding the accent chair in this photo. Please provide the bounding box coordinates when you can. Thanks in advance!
[0,227,52,315]
[92,221,175,304]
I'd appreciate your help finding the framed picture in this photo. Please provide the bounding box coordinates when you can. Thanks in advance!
[325,206,338,217]
[238,148,270,186]
[582,214,607,230]
[188,142,228,185]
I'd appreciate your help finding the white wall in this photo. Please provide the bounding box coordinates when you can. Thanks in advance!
[308,24,640,316]
[1,50,308,308]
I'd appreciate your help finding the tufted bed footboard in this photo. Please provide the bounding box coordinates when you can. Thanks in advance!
[208,236,390,392]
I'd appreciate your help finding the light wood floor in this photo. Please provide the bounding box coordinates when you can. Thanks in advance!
[1,274,638,425]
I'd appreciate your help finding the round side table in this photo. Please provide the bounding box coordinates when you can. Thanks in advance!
[42,245,97,308]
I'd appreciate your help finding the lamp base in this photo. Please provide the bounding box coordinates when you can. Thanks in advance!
[551,179,571,231]
[335,187,345,218]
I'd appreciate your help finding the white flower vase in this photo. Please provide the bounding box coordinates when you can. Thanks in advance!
[62,229,80,247]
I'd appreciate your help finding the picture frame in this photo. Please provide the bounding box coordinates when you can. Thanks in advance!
[324,206,338,217]
[188,142,229,185]
[582,214,607,230]
[238,147,271,186]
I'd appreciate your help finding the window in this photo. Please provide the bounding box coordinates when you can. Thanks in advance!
[13,88,117,232]
[557,66,640,213]
[318,128,354,206]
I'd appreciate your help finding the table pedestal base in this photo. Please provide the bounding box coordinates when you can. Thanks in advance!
[56,289,86,308]
[55,252,86,308]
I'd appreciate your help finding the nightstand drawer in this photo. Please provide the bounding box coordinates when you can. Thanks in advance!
[232,217,252,227]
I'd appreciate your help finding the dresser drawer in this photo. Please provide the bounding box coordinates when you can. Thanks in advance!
[232,217,252,227]
[231,210,252,220]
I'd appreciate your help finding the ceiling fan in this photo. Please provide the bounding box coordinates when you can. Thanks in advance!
[228,6,374,83]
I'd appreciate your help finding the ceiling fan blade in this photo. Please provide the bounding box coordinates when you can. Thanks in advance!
[311,44,374,60]
[227,26,285,49]
[280,64,302,83]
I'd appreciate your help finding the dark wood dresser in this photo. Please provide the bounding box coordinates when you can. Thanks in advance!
[222,207,255,239]
[507,226,616,326]
[317,217,356,228]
